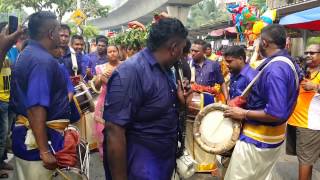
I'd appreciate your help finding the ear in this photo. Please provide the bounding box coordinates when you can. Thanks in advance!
[48,29,54,40]
[262,39,268,48]
[170,42,178,56]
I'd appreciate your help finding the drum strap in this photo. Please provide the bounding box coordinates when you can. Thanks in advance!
[189,60,196,84]
[241,56,299,97]
[70,47,78,76]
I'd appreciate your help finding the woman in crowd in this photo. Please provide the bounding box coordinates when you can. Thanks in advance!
[92,45,122,157]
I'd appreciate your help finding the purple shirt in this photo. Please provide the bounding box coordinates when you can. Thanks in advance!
[59,48,83,76]
[191,59,224,86]
[11,40,68,160]
[240,50,300,148]
[103,48,178,179]
[229,64,257,99]
[82,52,108,76]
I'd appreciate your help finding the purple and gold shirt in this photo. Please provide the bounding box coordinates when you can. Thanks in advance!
[241,50,300,148]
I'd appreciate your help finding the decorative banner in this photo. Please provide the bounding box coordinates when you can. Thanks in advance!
[252,20,266,35]
[261,10,277,25]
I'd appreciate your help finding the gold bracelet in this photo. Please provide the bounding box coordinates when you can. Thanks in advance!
[244,110,250,120]
[40,150,51,159]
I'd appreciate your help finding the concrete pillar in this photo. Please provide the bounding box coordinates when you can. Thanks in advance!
[166,5,191,25]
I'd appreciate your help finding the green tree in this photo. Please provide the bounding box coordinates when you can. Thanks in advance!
[69,23,99,39]
[186,0,229,28]
[1,0,109,22]
[0,0,15,13]
[54,0,110,22]
[249,0,267,9]
[1,0,52,11]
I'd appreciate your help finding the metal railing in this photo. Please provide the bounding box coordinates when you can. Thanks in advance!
[267,0,315,9]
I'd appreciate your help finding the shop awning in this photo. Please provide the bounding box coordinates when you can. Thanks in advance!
[208,26,237,37]
[279,6,320,31]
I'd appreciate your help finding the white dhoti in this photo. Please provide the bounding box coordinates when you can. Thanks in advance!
[225,140,282,180]
[14,157,53,180]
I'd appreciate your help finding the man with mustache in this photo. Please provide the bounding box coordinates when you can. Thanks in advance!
[287,44,320,180]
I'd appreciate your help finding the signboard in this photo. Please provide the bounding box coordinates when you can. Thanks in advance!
[71,9,87,25]
[222,39,230,45]
[225,0,247,4]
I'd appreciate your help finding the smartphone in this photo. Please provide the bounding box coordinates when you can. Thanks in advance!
[8,16,18,34]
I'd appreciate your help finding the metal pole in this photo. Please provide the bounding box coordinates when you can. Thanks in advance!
[77,0,81,35]
[77,0,81,9]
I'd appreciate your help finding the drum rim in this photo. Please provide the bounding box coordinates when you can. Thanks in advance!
[193,103,241,155]
[52,167,89,180]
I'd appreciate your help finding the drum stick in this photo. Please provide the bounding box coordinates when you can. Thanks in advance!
[174,60,185,91]
[56,168,71,180]
[48,141,56,154]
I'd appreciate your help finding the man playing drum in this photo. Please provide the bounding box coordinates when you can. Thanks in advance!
[185,39,228,173]
[224,24,300,179]
[10,11,71,179]
[216,45,257,175]
[190,39,228,101]
[224,46,257,99]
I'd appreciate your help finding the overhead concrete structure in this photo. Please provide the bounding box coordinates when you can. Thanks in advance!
[90,0,203,31]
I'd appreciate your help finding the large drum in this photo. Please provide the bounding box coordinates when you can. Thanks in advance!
[73,82,95,114]
[185,92,217,173]
[193,103,241,155]
[187,92,215,119]
[73,82,99,150]
[52,125,90,180]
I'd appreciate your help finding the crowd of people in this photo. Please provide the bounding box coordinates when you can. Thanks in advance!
[0,10,319,180]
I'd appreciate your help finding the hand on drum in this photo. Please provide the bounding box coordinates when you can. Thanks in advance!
[177,79,192,106]
[223,106,247,121]
[41,152,58,170]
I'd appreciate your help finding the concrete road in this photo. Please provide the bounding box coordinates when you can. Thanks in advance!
[5,146,320,180]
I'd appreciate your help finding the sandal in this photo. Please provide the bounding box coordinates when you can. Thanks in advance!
[0,170,8,179]
[0,162,13,171]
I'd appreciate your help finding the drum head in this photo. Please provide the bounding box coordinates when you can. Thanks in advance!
[193,103,241,155]
[52,168,88,180]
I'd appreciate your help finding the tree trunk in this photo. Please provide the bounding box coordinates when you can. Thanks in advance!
[58,15,63,23]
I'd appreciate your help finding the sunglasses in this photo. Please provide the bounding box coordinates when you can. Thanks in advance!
[304,51,320,55]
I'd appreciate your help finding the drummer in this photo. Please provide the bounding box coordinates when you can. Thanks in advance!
[11,11,71,179]
[190,39,229,101]
[185,39,227,174]
[223,46,257,99]
[223,24,300,179]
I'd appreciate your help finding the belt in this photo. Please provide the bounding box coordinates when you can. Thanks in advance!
[242,122,286,145]
[15,115,70,150]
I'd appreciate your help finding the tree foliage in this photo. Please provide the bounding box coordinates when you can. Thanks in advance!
[248,0,267,9]
[0,0,109,22]
[186,0,229,28]
[69,23,99,39]
[109,27,150,49]
[0,0,16,13]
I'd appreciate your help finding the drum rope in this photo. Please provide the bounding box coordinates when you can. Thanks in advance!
[55,168,71,180]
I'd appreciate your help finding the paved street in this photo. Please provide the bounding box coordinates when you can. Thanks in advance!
[5,146,320,179]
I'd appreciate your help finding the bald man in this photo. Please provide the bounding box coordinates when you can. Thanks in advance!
[287,44,320,180]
